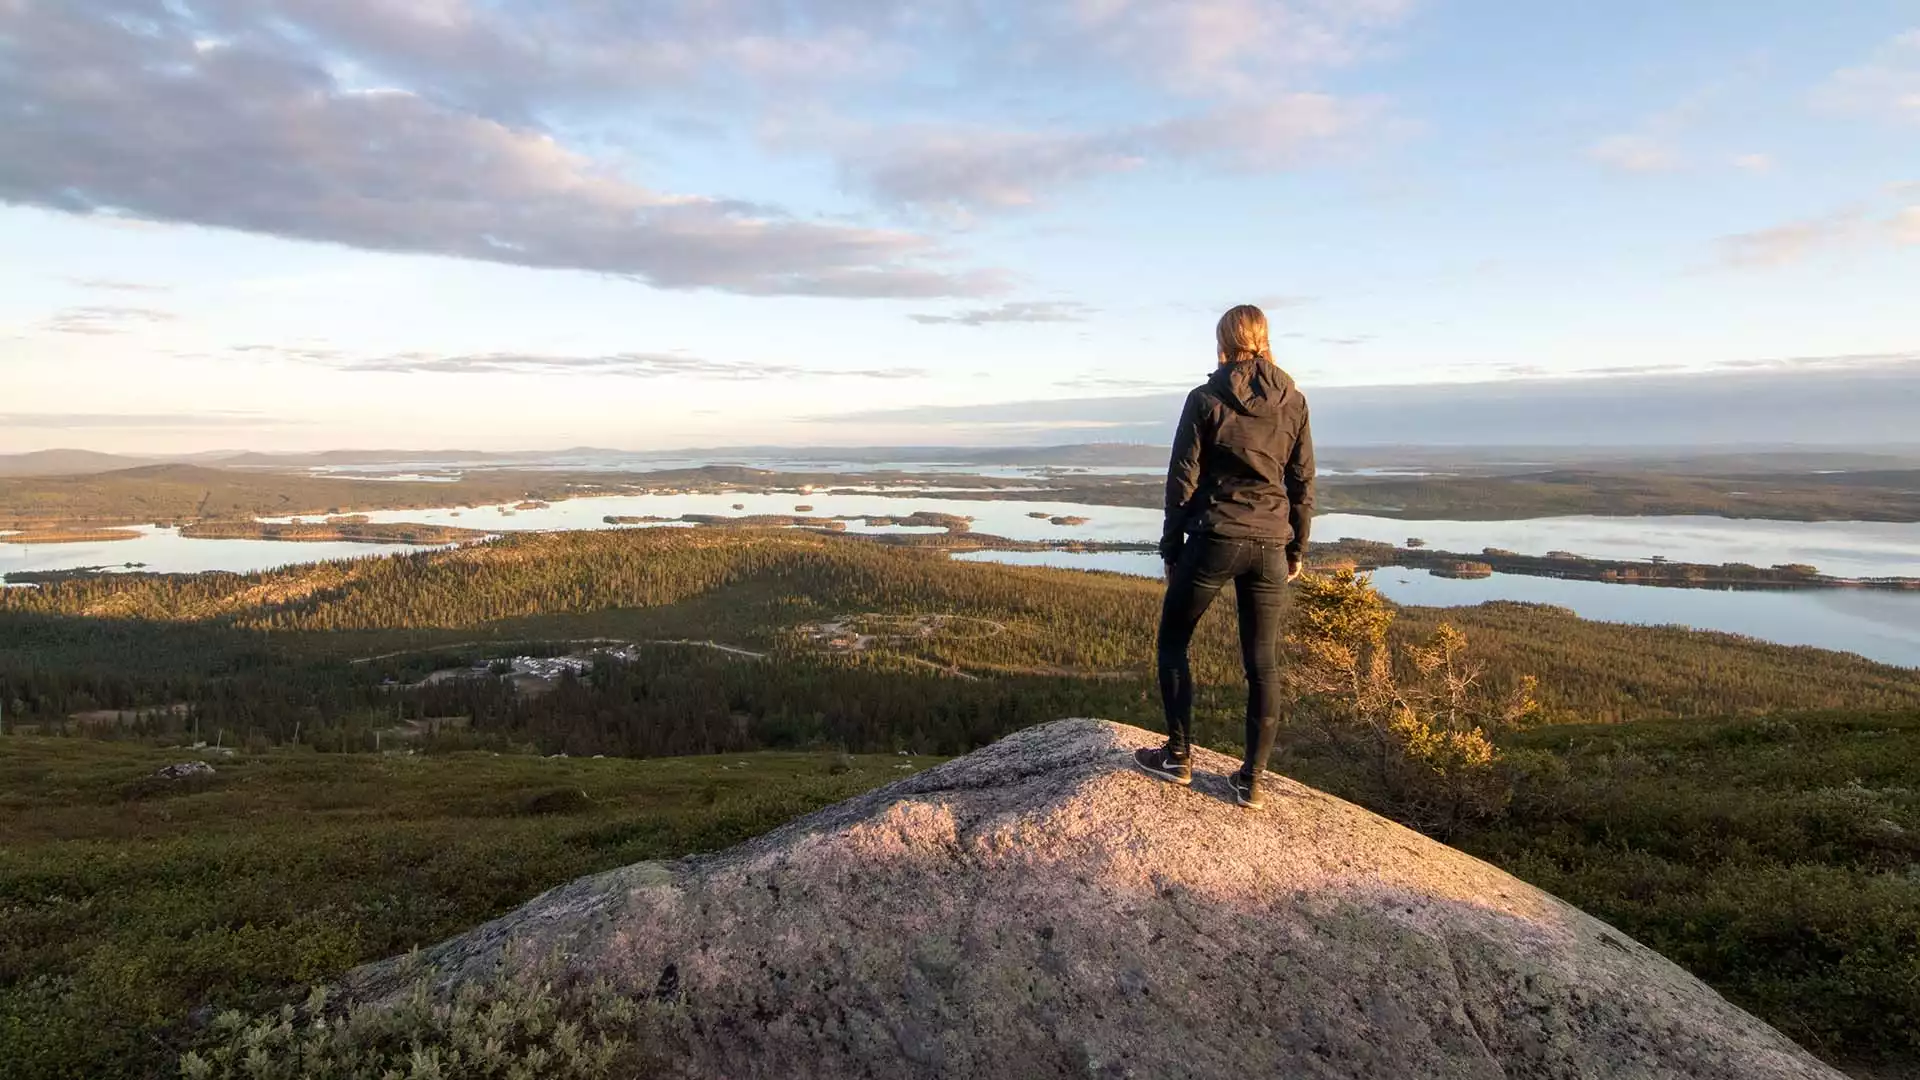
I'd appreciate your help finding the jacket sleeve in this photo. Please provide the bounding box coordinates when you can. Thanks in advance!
[1285,402,1316,558]
[1160,389,1207,563]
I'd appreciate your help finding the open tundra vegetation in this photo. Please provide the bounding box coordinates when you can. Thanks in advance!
[2,529,1918,1077]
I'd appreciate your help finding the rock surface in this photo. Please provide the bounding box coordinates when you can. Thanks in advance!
[349,719,1842,1079]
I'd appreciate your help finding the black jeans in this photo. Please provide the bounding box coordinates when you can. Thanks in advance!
[1158,534,1290,776]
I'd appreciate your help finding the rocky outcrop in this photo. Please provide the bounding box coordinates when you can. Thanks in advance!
[348,719,1842,1079]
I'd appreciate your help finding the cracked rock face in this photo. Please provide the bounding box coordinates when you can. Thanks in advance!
[347,719,1841,1080]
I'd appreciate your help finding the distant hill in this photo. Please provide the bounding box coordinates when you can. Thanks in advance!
[631,443,1169,467]
[101,444,1168,471]
[963,442,1164,466]
[0,462,570,527]
[212,449,556,467]
[0,449,158,476]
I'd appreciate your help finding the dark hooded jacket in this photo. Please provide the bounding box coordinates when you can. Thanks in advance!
[1159,358,1315,563]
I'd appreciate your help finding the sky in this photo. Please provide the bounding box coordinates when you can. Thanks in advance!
[1,0,1916,453]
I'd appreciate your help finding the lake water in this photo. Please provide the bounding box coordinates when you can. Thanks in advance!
[1,525,446,578]
[311,496,1920,578]
[951,550,1920,669]
[9,492,1920,666]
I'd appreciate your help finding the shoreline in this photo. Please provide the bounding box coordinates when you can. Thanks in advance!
[8,509,1920,594]
[11,461,1920,526]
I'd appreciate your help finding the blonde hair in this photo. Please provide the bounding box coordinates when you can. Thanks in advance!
[1215,304,1271,365]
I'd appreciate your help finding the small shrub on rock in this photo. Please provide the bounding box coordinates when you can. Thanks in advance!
[1286,569,1539,836]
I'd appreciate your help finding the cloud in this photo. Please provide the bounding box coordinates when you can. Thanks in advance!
[4,1,1416,259]
[1048,0,1416,98]
[1054,375,1194,392]
[1818,29,1920,123]
[1716,213,1861,269]
[0,411,297,429]
[168,0,917,122]
[1587,134,1678,174]
[1702,350,1920,372]
[840,127,1144,214]
[67,278,172,293]
[843,95,1379,213]
[1895,206,1920,245]
[1583,75,1770,176]
[908,301,1095,326]
[236,346,926,380]
[1277,331,1374,346]
[0,2,998,299]
[1251,295,1318,311]
[40,306,179,336]
[1144,94,1381,170]
[819,357,1920,447]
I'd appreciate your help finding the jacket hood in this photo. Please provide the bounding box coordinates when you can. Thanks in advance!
[1207,358,1295,417]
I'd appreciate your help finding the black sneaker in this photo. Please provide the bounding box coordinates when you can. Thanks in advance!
[1133,745,1192,786]
[1225,770,1265,810]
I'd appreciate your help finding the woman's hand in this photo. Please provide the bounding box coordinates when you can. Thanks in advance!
[1286,554,1304,582]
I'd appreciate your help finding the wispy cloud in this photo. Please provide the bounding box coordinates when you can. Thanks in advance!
[1817,28,1920,123]
[66,278,172,294]
[232,346,926,380]
[0,411,298,429]
[1583,74,1775,176]
[908,301,1095,327]
[840,126,1145,215]
[1587,134,1678,173]
[1894,206,1920,245]
[1051,0,1416,98]
[40,306,178,336]
[1279,332,1376,347]
[843,95,1381,214]
[1697,350,1920,372]
[1716,212,1861,268]
[1252,295,1318,310]
[1054,375,1194,392]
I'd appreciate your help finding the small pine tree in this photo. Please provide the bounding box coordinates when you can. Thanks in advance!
[1286,569,1538,836]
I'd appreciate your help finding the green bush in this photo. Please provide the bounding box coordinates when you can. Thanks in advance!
[1285,570,1538,836]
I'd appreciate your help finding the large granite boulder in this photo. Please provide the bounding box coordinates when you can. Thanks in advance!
[349,719,1842,1079]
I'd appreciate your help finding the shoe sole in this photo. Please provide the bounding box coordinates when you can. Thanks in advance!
[1132,757,1192,787]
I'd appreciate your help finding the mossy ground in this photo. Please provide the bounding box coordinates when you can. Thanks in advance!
[6,713,1919,1078]
[0,739,939,1079]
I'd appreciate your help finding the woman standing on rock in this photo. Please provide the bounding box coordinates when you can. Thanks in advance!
[1134,304,1315,809]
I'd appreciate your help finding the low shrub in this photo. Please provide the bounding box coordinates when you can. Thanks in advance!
[179,967,668,1080]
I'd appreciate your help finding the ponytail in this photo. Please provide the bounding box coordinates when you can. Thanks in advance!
[1215,304,1271,365]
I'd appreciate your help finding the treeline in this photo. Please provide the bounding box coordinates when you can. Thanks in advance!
[1312,538,1913,589]
[176,521,486,544]
[0,464,613,528]
[5,530,1919,738]
[1320,468,1920,522]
